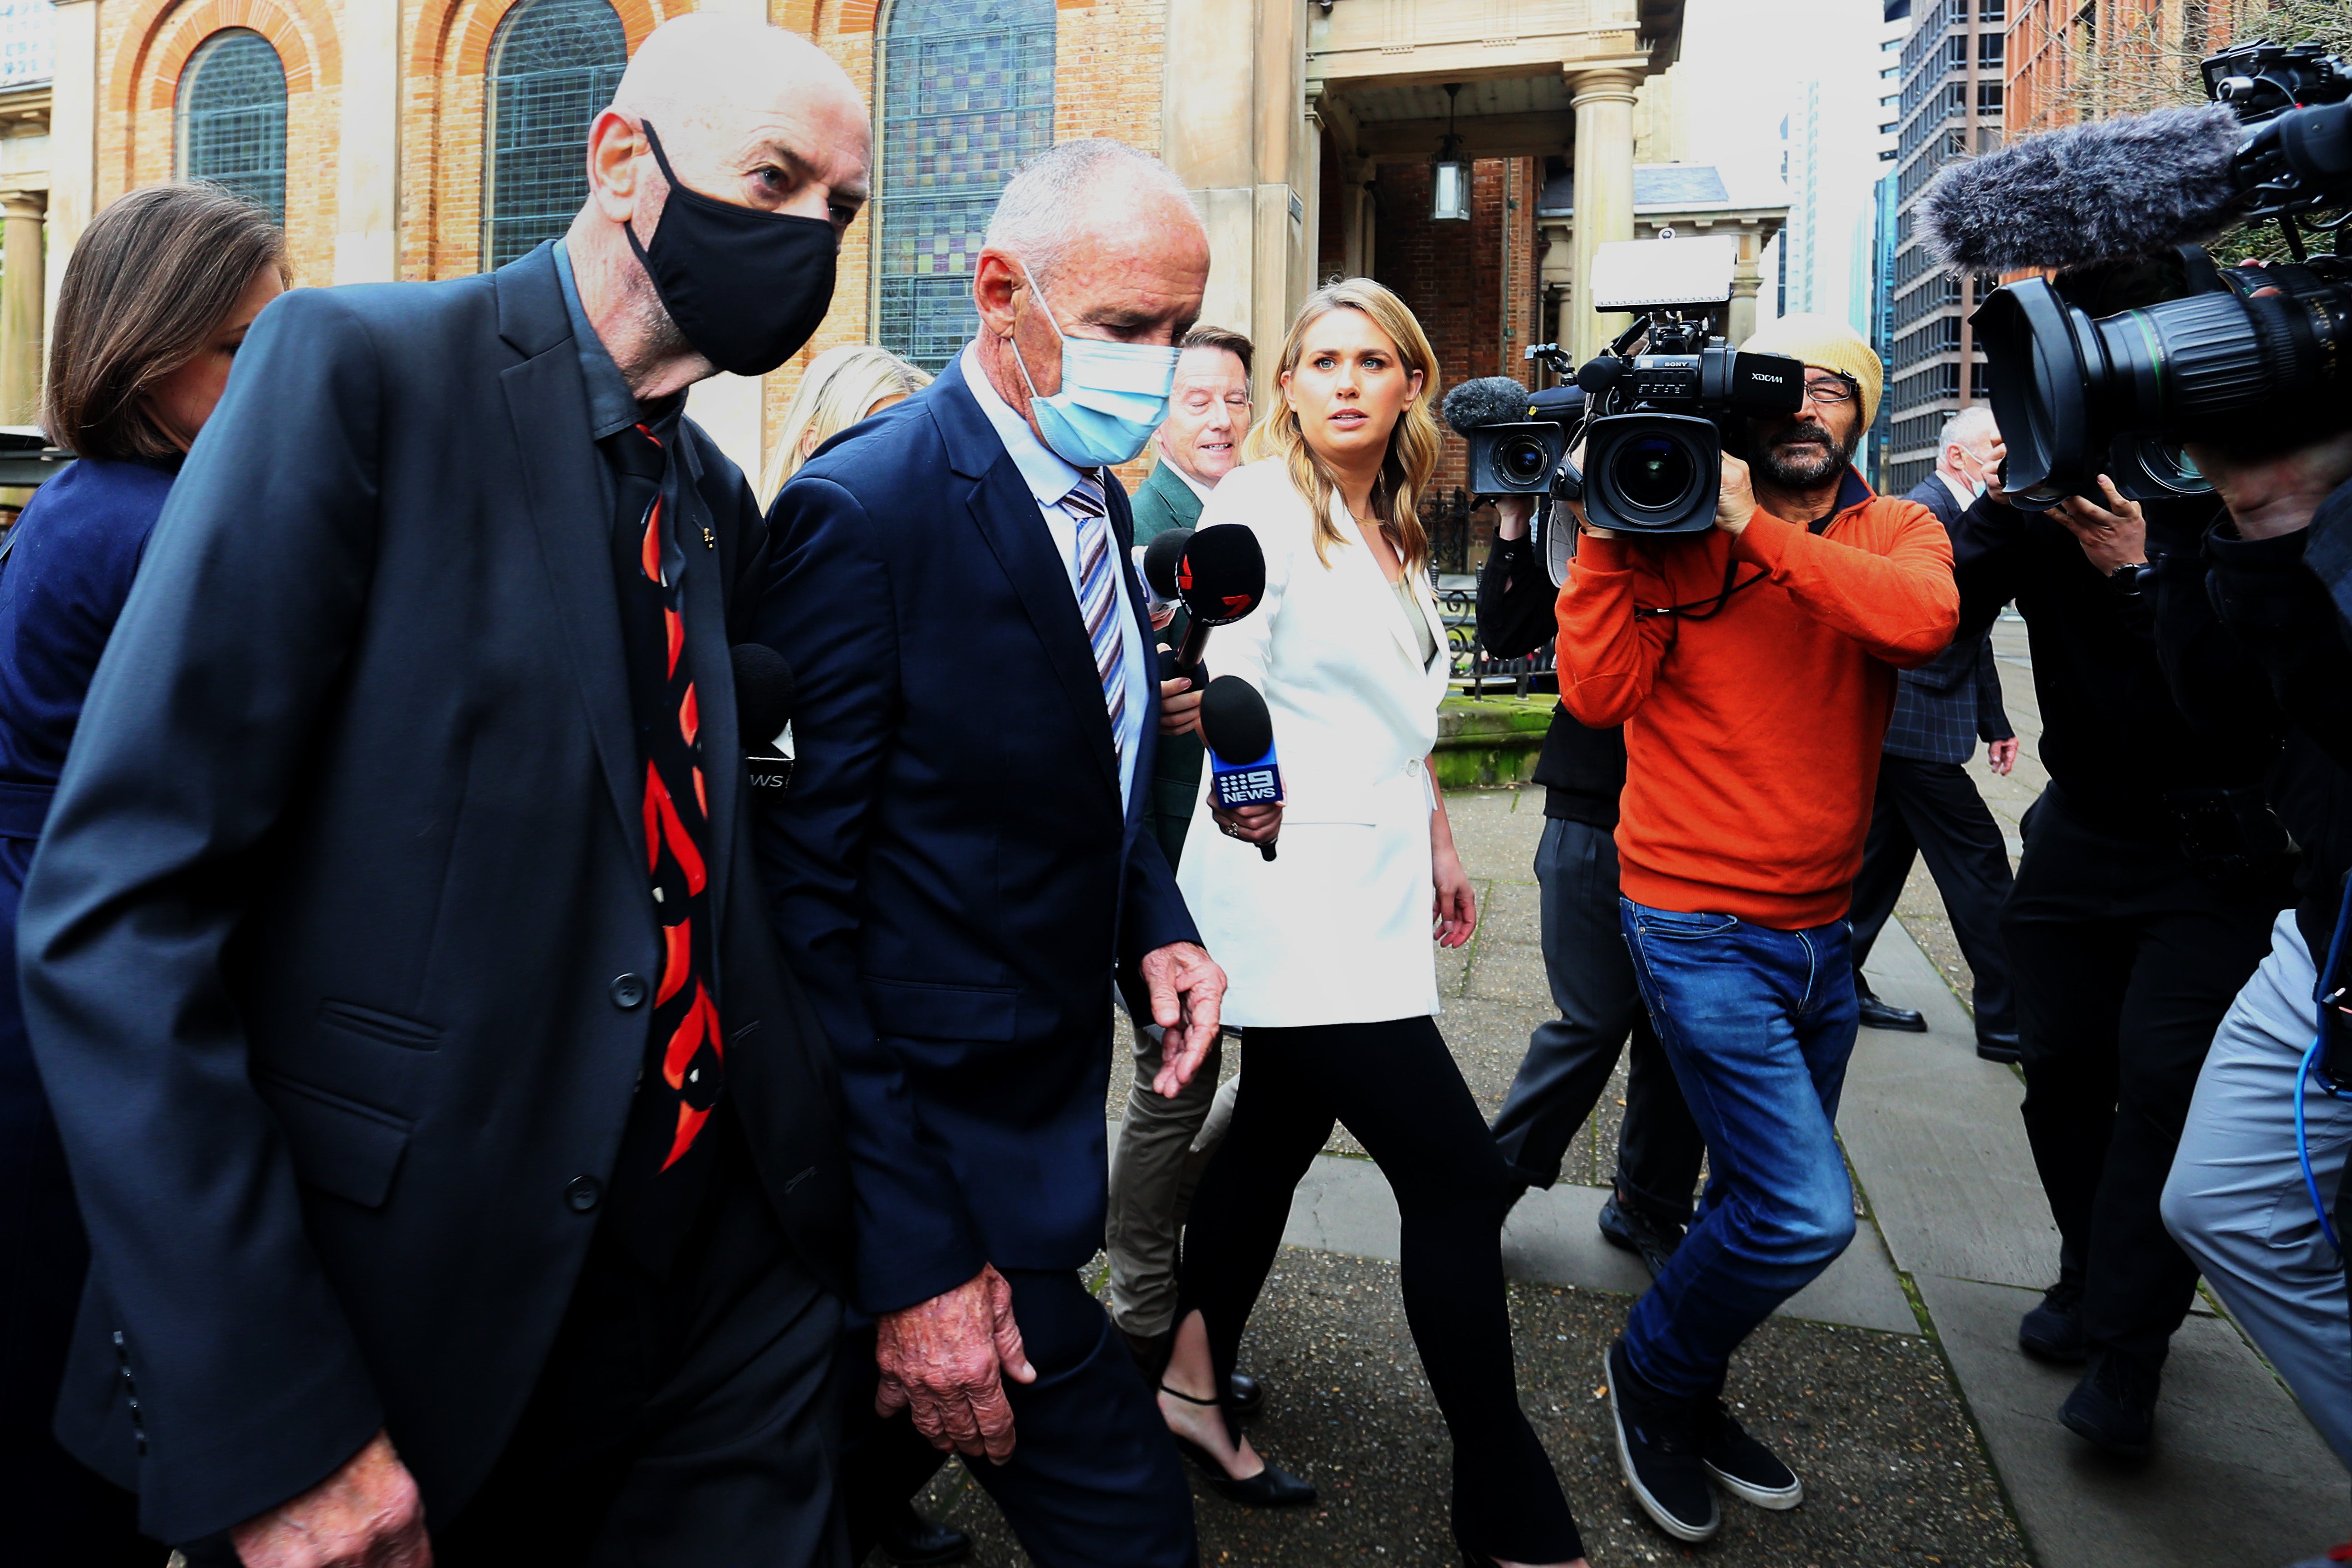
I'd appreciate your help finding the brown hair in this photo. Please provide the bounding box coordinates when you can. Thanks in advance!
[1241,278,1441,573]
[1180,324,1253,382]
[44,182,289,462]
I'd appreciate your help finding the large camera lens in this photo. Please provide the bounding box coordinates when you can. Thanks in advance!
[1976,265,2352,509]
[2110,433,2214,502]
[1497,434,1552,487]
[1612,436,1699,513]
[1581,413,1720,536]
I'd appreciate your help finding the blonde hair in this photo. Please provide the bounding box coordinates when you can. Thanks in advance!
[760,344,932,505]
[1242,279,1441,573]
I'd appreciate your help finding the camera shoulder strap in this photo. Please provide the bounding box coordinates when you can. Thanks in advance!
[1636,549,1768,621]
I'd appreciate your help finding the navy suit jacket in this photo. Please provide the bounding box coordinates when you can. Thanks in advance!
[756,355,1197,1314]
[1888,475,2014,765]
[16,245,847,1542]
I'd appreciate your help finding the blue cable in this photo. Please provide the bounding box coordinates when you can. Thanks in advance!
[2298,876,2352,1257]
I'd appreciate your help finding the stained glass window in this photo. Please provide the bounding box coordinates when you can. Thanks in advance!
[484,0,627,270]
[876,0,1056,370]
[176,30,286,225]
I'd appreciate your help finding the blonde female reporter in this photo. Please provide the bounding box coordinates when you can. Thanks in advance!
[1157,279,1589,1568]
[757,343,931,507]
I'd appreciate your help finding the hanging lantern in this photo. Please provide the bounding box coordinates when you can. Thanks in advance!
[1430,83,1471,223]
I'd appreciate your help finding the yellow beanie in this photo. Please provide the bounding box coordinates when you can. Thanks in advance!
[1739,313,1884,431]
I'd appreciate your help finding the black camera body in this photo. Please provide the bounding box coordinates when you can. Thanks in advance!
[1575,318,1806,536]
[1974,41,2352,510]
[1462,383,1586,496]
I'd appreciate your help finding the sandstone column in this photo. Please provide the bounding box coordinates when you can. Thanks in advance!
[46,0,97,335]
[1565,67,1641,367]
[1164,0,1311,411]
[1,190,43,425]
[333,0,400,282]
[1729,230,1764,346]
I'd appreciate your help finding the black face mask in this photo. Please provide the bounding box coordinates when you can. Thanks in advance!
[626,122,839,378]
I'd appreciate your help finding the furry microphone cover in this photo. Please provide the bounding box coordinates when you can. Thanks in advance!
[1441,377,1534,436]
[1920,103,2246,273]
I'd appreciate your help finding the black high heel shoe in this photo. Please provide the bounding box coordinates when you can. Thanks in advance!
[1156,1382,1316,1507]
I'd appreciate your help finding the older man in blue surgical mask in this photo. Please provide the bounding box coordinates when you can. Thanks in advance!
[755,139,1223,1568]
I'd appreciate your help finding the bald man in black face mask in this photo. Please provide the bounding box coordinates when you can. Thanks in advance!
[17,17,868,1567]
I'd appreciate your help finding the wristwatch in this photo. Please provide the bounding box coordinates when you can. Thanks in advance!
[2109,560,2150,596]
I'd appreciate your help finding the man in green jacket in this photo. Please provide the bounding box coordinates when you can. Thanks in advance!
[1112,325,1253,1375]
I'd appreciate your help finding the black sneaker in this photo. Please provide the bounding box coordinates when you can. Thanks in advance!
[1699,1396,1803,1510]
[2060,1352,2159,1459]
[2018,1280,2087,1364]
[1606,1340,1720,1542]
[1598,1194,1686,1280]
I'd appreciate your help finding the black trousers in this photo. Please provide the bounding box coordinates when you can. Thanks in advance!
[1850,754,2019,1038]
[2004,786,2289,1375]
[431,1114,846,1568]
[1177,1016,1582,1564]
[838,1269,1196,1568]
[1490,817,1705,1221]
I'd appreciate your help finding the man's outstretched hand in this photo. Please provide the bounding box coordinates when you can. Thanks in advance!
[876,1264,1037,1464]
[1140,941,1226,1098]
[229,1430,430,1568]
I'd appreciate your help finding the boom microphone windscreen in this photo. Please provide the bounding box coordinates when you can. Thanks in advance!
[731,642,796,752]
[1920,103,2247,272]
[1442,377,1534,436]
[1142,527,1193,600]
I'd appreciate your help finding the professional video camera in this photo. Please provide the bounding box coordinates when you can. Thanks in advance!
[1441,236,1804,540]
[1926,39,2352,510]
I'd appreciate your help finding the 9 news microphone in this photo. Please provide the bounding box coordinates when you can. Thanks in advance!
[1144,524,1267,681]
[732,642,797,794]
[1199,675,1280,863]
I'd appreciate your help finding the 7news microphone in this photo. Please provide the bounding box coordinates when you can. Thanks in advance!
[1141,524,1267,681]
[1199,675,1280,863]
[732,642,797,794]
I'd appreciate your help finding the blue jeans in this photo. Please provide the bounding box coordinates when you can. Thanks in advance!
[1618,897,1861,1399]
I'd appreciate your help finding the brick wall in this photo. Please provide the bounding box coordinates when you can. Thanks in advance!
[83,0,1176,499]
[1372,154,1541,530]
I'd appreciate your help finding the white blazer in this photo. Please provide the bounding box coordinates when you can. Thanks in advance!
[1177,459,1453,1028]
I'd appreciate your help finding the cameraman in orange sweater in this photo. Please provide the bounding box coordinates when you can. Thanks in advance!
[1555,315,1959,1543]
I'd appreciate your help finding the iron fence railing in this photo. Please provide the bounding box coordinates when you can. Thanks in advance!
[1431,583,1557,698]
[1421,486,1470,576]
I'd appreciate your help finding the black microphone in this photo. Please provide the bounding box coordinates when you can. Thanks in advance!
[1920,103,2246,272]
[1199,675,1280,863]
[1172,524,1266,681]
[732,642,796,794]
[1142,527,1192,601]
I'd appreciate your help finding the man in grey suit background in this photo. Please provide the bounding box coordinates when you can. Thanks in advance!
[1109,326,1254,1379]
[1849,406,2024,1062]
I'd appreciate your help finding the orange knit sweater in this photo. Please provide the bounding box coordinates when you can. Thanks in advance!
[1554,483,1960,929]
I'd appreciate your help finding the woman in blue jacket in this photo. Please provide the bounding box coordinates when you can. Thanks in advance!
[0,182,285,1563]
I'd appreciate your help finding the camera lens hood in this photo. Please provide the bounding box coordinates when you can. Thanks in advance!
[1974,279,2101,510]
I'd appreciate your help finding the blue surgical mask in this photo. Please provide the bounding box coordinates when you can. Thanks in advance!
[1008,268,1181,467]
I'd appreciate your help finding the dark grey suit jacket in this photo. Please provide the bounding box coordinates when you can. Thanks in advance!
[1890,474,2014,765]
[16,244,847,1542]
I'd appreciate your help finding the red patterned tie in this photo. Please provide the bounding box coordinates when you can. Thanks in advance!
[604,418,724,1176]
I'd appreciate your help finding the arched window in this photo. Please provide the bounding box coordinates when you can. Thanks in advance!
[484,0,627,270]
[176,29,287,225]
[876,0,1056,370]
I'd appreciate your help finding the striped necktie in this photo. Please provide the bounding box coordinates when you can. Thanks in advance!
[1062,473,1128,751]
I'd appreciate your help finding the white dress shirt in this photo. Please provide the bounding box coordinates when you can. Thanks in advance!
[960,341,1149,810]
